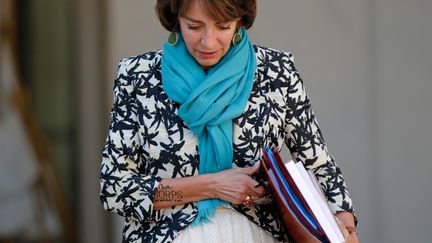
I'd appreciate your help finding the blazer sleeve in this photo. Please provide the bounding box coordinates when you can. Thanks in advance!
[99,58,162,223]
[282,53,357,222]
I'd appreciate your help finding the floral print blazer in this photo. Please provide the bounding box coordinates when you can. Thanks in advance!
[100,45,356,243]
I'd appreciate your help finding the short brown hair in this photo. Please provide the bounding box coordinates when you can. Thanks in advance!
[155,0,257,31]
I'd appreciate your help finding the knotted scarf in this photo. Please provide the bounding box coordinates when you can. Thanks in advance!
[161,28,256,225]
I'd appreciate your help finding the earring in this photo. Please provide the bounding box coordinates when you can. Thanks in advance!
[167,32,178,46]
[232,30,242,46]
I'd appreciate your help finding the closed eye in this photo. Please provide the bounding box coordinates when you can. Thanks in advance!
[187,25,201,30]
[218,25,231,30]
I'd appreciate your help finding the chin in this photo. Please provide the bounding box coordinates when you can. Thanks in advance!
[198,59,220,69]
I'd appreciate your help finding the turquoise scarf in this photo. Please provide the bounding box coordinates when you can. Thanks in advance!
[161,28,256,225]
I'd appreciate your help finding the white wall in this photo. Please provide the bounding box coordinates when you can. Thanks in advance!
[77,0,110,242]
[374,0,432,242]
[105,1,432,242]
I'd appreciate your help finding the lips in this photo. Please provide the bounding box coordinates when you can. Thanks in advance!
[198,50,218,59]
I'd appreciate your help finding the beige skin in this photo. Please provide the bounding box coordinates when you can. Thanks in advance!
[153,0,358,242]
[178,0,239,71]
[154,162,265,208]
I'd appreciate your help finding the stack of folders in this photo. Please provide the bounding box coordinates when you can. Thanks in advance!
[260,147,345,243]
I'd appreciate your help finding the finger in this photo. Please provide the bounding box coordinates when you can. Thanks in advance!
[242,161,261,176]
[336,217,350,239]
[247,179,266,196]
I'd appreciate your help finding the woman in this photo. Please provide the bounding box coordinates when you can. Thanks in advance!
[100,0,358,242]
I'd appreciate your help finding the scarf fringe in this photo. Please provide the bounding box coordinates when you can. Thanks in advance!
[191,200,228,227]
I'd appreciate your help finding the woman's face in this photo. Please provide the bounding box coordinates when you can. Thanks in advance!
[179,0,239,71]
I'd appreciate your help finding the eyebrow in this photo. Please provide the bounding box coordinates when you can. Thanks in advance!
[182,16,204,24]
[182,16,229,25]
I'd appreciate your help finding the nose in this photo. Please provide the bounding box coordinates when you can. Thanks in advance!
[201,28,216,49]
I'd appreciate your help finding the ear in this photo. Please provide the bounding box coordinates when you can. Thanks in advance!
[235,17,242,29]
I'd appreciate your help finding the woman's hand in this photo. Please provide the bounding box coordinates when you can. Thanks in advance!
[209,162,265,205]
[336,212,359,243]
[153,162,265,210]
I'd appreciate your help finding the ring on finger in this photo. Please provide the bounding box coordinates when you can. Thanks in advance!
[243,195,253,207]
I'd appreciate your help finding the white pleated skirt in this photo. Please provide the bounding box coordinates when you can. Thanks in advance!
[172,206,280,243]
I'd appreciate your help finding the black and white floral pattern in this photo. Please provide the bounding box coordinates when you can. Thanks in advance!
[100,46,355,243]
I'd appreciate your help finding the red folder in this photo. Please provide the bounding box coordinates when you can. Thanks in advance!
[260,147,329,243]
